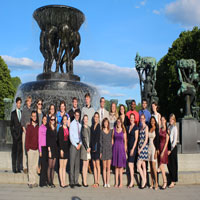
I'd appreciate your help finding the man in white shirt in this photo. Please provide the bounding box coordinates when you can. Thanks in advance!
[69,110,82,188]
[97,97,109,126]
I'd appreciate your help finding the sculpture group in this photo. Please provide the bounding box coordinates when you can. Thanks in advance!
[135,52,158,110]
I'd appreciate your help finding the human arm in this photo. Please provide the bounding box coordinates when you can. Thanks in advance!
[171,126,178,150]
[161,133,169,158]
[25,125,30,152]
[123,130,127,153]
[81,127,89,150]
[131,129,138,155]
[112,129,114,145]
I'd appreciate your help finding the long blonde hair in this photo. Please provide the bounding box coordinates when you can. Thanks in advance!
[116,117,126,133]
[169,113,176,125]
[109,102,118,118]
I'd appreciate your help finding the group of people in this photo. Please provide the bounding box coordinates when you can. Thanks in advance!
[10,93,178,190]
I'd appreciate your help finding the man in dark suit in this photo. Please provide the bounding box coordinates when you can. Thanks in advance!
[68,97,81,122]
[10,97,23,173]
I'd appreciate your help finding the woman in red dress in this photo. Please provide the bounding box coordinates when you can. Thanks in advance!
[159,116,169,190]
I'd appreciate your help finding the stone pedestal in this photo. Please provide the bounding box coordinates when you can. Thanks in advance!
[180,118,200,153]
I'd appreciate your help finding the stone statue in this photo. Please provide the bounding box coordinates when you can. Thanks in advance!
[135,52,158,109]
[176,59,200,119]
[33,5,85,80]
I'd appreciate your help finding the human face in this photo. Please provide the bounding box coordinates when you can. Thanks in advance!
[73,99,78,109]
[42,116,47,125]
[100,98,105,108]
[130,115,135,124]
[142,101,147,109]
[152,103,157,112]
[161,117,166,127]
[26,99,32,108]
[104,120,109,129]
[60,103,65,113]
[83,116,88,126]
[37,101,43,110]
[151,118,156,126]
[131,101,136,110]
[31,113,37,123]
[111,103,116,113]
[85,96,91,106]
[140,115,145,124]
[94,114,99,124]
[50,117,56,125]
[50,105,55,115]
[120,106,125,115]
[16,100,21,109]
[116,119,122,128]
[169,116,175,125]
[62,116,68,126]
[74,112,80,121]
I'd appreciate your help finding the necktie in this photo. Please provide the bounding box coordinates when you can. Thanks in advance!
[77,121,80,141]
[101,109,103,121]
[18,109,21,121]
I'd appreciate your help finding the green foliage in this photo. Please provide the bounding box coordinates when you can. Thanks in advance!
[0,56,16,119]
[156,27,200,119]
[11,76,21,94]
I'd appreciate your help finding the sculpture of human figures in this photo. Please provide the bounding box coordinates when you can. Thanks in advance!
[176,59,200,119]
[135,52,158,109]
[40,26,58,73]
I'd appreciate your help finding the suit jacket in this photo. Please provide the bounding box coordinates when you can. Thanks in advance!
[98,108,109,126]
[10,110,23,141]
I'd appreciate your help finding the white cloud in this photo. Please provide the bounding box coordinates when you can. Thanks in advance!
[135,0,147,9]
[164,0,200,27]
[153,9,160,15]
[1,55,42,70]
[2,55,138,89]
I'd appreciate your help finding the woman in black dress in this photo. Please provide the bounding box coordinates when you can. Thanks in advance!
[119,104,129,128]
[127,113,139,188]
[90,112,101,188]
[58,115,70,188]
[46,115,58,188]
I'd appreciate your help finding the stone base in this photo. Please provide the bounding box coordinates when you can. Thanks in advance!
[37,72,80,81]
[14,79,100,114]
[179,118,200,153]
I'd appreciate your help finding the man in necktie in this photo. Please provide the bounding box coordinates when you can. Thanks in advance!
[69,110,82,188]
[98,97,109,127]
[10,97,23,173]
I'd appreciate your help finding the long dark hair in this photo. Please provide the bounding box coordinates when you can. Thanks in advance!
[149,116,159,133]
[118,104,126,116]
[102,117,110,132]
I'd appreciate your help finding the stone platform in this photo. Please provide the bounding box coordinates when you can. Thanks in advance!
[0,151,200,185]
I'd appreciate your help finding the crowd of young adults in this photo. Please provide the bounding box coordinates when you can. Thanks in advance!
[10,93,178,190]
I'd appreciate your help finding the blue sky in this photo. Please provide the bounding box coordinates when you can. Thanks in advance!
[1,0,199,105]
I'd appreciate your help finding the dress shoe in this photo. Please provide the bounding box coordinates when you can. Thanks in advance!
[17,170,22,173]
[51,184,56,188]
[70,184,75,189]
[75,183,82,187]
[28,184,33,189]
[23,168,28,174]
[13,170,17,173]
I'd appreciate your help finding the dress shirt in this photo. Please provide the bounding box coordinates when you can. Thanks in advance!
[38,124,47,153]
[69,119,82,148]
[139,109,151,126]
[16,108,21,121]
[169,125,178,150]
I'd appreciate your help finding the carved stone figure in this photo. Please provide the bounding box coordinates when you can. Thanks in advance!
[135,52,158,109]
[33,5,85,79]
[176,59,200,119]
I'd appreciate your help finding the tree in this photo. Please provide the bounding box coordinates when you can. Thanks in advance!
[0,56,15,119]
[156,27,200,119]
[11,76,21,94]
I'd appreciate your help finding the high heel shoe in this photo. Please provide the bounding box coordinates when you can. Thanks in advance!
[161,182,167,190]
[140,183,146,189]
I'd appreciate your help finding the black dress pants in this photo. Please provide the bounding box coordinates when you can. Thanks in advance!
[167,146,178,182]
[12,137,22,172]
[40,146,48,186]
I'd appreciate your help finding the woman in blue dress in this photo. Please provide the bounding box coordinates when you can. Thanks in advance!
[56,101,70,132]
[137,114,149,189]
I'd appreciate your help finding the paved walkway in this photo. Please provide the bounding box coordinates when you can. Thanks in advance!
[0,184,199,200]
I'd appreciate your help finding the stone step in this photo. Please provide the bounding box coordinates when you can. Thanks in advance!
[1,151,200,172]
[0,170,200,185]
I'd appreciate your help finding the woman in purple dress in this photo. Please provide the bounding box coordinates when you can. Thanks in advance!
[112,117,127,188]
